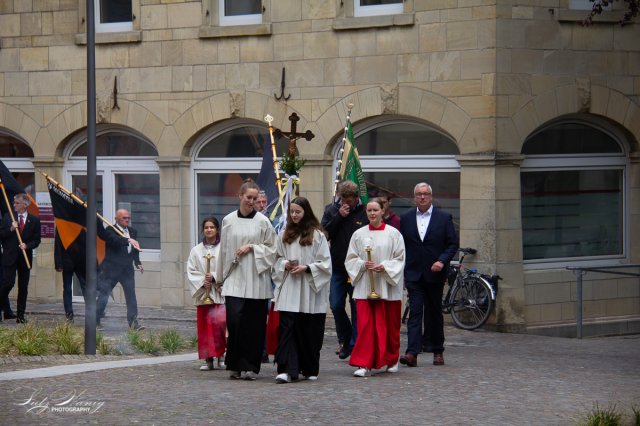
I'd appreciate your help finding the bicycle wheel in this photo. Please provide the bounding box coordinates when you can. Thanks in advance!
[449,275,493,330]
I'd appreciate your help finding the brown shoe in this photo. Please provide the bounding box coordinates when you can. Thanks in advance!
[399,353,418,367]
[433,353,444,365]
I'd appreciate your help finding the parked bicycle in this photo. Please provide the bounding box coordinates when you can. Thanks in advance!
[402,247,501,330]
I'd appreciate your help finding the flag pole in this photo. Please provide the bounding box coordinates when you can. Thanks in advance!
[332,102,354,202]
[0,179,31,269]
[264,114,283,198]
[40,171,141,251]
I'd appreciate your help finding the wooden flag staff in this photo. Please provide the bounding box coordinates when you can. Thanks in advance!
[0,178,31,269]
[40,171,141,252]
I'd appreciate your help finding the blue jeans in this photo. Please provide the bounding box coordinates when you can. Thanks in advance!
[329,270,357,348]
[406,280,445,356]
[62,270,86,318]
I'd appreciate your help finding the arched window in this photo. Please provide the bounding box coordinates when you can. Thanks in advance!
[64,126,160,253]
[191,120,288,240]
[0,129,35,198]
[520,117,627,263]
[336,117,460,227]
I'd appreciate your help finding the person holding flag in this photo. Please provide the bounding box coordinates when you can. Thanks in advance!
[0,193,41,323]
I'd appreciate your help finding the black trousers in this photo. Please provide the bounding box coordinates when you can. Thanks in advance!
[225,296,268,374]
[406,280,445,355]
[275,311,326,379]
[0,264,31,318]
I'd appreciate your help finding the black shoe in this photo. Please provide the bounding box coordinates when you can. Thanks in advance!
[261,352,270,363]
[16,316,27,324]
[4,312,16,320]
[338,346,352,360]
[66,313,74,322]
[130,321,145,331]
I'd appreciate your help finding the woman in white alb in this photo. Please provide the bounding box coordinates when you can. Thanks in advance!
[345,198,405,377]
[216,179,277,380]
[271,197,331,383]
[187,216,226,371]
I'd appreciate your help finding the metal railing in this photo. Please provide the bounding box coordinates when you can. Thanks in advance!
[566,264,640,338]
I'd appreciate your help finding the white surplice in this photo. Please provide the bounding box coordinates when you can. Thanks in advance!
[272,229,332,314]
[216,211,277,300]
[345,225,405,301]
[187,242,224,305]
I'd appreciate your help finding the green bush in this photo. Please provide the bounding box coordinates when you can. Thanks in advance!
[578,403,623,426]
[13,322,49,356]
[0,327,13,355]
[51,321,83,355]
[158,329,185,354]
[96,331,111,355]
[189,335,198,349]
[631,404,640,426]
[135,334,161,355]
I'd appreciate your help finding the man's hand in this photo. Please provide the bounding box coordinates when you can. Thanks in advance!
[338,203,351,218]
[431,260,444,272]
[236,244,253,257]
[128,238,141,251]
[137,264,144,274]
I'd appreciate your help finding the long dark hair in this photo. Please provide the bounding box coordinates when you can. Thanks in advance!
[282,197,323,246]
[201,216,220,246]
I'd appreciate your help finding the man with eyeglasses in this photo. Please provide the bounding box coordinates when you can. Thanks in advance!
[96,208,145,331]
[0,194,41,323]
[399,182,457,367]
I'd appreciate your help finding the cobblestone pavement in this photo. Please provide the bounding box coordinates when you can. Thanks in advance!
[0,303,639,425]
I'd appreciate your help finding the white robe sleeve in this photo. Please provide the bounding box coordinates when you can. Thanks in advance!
[187,244,205,298]
[345,231,366,286]
[252,220,277,274]
[307,230,332,294]
[378,231,405,287]
[272,236,288,289]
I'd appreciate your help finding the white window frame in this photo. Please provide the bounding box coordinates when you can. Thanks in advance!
[219,0,262,26]
[64,134,160,263]
[354,0,403,17]
[95,0,133,33]
[521,119,629,270]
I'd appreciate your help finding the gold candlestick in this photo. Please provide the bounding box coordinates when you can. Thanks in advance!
[365,245,381,300]
[202,251,215,305]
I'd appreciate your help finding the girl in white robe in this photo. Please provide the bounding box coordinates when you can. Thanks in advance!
[345,199,405,377]
[271,197,332,383]
[216,180,277,380]
[187,216,226,370]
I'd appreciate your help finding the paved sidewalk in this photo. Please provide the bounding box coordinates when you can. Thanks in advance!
[1,302,639,425]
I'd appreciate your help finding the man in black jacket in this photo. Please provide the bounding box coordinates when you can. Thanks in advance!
[0,194,41,323]
[96,208,144,330]
[321,180,368,359]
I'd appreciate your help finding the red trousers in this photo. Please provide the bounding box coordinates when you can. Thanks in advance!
[349,299,401,370]
[196,304,227,359]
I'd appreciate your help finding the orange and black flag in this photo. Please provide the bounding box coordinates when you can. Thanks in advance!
[47,180,106,272]
[0,160,39,216]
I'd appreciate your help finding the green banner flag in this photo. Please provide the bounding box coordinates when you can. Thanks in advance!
[339,122,368,205]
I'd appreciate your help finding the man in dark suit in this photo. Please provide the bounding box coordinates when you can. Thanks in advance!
[399,182,457,367]
[54,229,87,322]
[96,208,144,330]
[0,193,41,323]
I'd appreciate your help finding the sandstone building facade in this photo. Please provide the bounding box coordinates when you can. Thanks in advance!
[0,0,638,334]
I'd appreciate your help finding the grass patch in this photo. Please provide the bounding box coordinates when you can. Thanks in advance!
[51,321,83,355]
[13,321,49,356]
[577,402,623,426]
[96,331,112,355]
[158,329,185,354]
[631,405,640,426]
[189,335,198,349]
[0,327,13,355]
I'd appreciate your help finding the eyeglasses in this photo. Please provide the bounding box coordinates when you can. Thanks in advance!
[415,193,432,198]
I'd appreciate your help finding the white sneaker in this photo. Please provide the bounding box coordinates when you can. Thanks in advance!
[386,362,399,373]
[200,364,213,371]
[303,375,318,381]
[217,358,225,369]
[353,367,371,377]
[275,373,290,384]
[244,371,258,381]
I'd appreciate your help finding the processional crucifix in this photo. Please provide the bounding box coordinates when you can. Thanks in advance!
[273,112,315,161]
